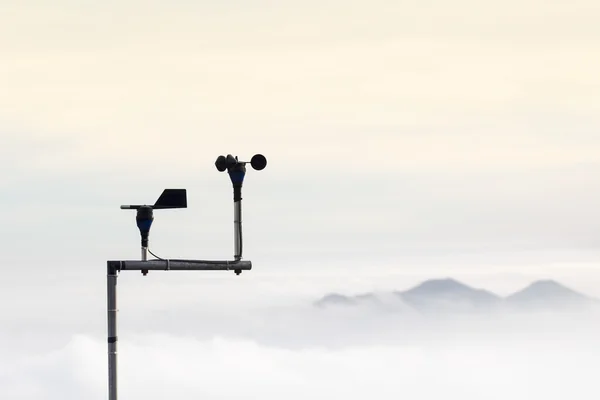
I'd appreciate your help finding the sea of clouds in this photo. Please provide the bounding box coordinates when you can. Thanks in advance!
[2,282,599,400]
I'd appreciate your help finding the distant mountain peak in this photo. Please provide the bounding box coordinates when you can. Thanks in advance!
[314,294,355,307]
[398,278,501,312]
[406,278,473,293]
[511,280,582,296]
[506,280,592,308]
[527,279,571,290]
[314,278,595,313]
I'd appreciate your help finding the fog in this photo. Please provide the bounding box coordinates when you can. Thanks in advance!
[2,0,600,398]
[4,333,597,400]
[2,281,599,400]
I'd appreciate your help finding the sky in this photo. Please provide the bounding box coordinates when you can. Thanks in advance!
[1,1,600,398]
[2,0,599,288]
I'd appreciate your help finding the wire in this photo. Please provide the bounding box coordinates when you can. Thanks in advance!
[148,199,243,262]
[169,258,242,265]
[147,248,242,265]
[148,248,165,260]
[238,210,243,259]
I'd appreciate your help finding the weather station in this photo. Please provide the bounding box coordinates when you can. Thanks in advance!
[106,154,267,400]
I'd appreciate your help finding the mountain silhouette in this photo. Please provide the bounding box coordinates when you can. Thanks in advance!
[397,278,501,312]
[314,278,595,313]
[505,280,595,310]
[314,292,379,308]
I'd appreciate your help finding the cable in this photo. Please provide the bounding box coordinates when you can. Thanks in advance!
[238,207,243,259]
[147,248,241,265]
[169,258,241,264]
[238,221,243,259]
[148,248,165,260]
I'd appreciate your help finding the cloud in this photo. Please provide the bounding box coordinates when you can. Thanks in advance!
[3,265,600,400]
[2,315,599,400]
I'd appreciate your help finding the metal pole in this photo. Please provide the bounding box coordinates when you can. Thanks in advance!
[234,200,242,260]
[114,259,252,271]
[141,247,148,261]
[107,263,118,400]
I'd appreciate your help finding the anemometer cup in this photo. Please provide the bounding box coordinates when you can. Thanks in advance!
[214,153,268,173]
[250,154,267,170]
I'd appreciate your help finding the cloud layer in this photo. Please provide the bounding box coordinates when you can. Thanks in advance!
[3,280,600,400]
[3,313,599,400]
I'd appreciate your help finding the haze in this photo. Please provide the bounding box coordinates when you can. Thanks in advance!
[1,1,599,399]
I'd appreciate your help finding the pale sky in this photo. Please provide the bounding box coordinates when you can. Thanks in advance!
[1,0,600,297]
[2,3,600,398]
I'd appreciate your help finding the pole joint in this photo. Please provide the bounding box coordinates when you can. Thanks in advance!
[107,261,121,276]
